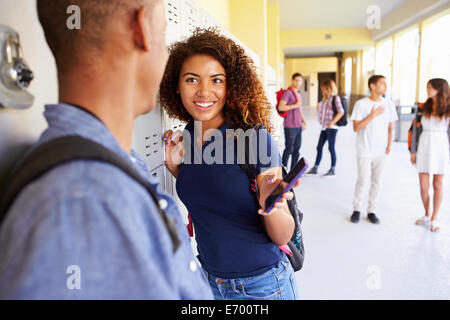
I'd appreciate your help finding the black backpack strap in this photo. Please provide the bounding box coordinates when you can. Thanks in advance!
[238,127,258,186]
[331,96,337,115]
[410,107,424,153]
[0,135,181,253]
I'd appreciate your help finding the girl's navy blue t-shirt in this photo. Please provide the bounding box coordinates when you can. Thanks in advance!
[176,121,283,278]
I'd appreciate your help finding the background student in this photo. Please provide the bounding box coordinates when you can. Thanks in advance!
[306,79,344,177]
[411,78,450,232]
[350,75,398,225]
[278,73,307,170]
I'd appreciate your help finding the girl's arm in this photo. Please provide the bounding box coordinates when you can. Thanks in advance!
[163,130,184,178]
[256,167,296,246]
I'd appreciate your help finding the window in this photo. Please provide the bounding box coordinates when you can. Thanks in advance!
[375,38,393,84]
[418,13,450,102]
[393,27,419,105]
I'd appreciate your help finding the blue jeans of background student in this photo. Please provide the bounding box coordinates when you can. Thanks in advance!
[314,128,338,168]
[204,254,299,300]
[282,127,302,170]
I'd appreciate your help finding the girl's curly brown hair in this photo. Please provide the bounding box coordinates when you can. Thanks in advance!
[159,28,273,133]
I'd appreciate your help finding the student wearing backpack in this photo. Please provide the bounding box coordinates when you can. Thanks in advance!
[410,78,450,232]
[350,75,398,224]
[305,79,344,177]
[160,29,300,300]
[0,0,213,299]
[278,73,307,170]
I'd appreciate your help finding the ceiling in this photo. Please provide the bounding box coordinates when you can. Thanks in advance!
[284,44,373,58]
[268,0,408,30]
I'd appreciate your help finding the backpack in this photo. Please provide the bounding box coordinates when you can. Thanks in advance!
[0,135,181,253]
[276,88,296,118]
[331,95,348,127]
[238,129,305,272]
[408,104,423,152]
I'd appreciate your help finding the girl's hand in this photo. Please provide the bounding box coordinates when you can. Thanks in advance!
[257,173,301,216]
[386,144,391,155]
[163,130,184,177]
[256,169,300,245]
[410,153,416,165]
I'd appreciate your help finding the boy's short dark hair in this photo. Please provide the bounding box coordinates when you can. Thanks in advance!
[368,75,385,90]
[292,73,303,80]
[37,0,153,71]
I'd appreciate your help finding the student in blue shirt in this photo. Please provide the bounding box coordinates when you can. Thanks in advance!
[0,0,212,299]
[160,29,300,300]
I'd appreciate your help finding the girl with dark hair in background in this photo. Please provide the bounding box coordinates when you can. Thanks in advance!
[411,78,450,232]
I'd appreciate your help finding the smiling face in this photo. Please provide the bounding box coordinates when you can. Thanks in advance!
[178,54,227,128]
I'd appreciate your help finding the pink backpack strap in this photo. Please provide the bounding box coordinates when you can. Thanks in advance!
[279,244,293,256]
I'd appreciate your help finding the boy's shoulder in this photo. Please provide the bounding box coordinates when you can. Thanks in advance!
[353,97,371,110]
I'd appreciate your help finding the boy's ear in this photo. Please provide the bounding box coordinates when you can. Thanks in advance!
[134,6,151,51]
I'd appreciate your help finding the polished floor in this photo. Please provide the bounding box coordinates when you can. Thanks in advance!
[289,107,450,299]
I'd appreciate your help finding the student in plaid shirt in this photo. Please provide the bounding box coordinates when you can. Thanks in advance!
[306,79,344,177]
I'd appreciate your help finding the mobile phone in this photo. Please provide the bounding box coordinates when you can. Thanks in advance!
[264,158,308,213]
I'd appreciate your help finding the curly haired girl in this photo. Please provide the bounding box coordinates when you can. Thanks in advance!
[159,28,300,300]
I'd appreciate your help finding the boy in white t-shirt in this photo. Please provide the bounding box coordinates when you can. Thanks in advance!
[350,75,398,224]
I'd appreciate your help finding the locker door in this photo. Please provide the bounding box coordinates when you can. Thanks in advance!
[133,104,164,172]
[151,164,166,191]
[181,0,198,39]
[164,0,181,45]
[199,10,214,29]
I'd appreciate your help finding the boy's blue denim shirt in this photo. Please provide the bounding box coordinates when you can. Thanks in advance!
[0,103,213,300]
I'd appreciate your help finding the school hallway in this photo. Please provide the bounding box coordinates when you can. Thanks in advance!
[287,107,450,300]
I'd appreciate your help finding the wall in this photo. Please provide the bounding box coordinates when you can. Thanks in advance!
[191,0,230,29]
[284,57,338,107]
[281,28,374,52]
[267,2,281,88]
[0,0,58,187]
[229,0,268,84]
[0,0,58,136]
